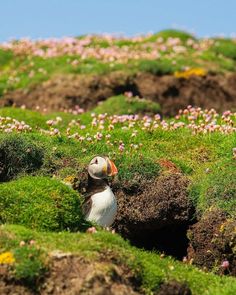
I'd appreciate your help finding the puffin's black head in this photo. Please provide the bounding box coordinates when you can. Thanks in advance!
[88,156,118,180]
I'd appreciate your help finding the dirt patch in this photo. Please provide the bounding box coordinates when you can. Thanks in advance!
[1,72,138,113]
[187,209,236,276]
[0,253,142,295]
[134,72,236,116]
[0,265,32,295]
[156,280,192,295]
[1,72,236,116]
[114,173,195,259]
[41,255,141,295]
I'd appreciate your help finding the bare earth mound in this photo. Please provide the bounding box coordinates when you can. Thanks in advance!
[2,72,236,116]
[114,173,195,259]
[0,254,142,295]
[187,209,236,276]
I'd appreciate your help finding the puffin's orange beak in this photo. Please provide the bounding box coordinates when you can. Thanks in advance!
[107,158,118,176]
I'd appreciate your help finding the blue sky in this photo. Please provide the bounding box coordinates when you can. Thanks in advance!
[0,0,235,42]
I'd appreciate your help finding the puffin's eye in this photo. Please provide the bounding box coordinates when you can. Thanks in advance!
[94,158,98,164]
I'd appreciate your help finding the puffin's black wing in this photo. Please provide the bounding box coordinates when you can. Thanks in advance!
[82,175,108,216]
[82,194,92,216]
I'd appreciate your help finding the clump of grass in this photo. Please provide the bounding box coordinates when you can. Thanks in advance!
[0,107,48,128]
[13,242,47,286]
[116,154,160,182]
[190,161,236,217]
[137,59,174,75]
[211,39,236,60]
[147,29,196,42]
[0,48,14,67]
[0,176,85,231]
[0,134,45,181]
[92,95,160,115]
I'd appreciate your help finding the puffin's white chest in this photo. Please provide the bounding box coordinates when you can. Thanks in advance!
[85,186,117,227]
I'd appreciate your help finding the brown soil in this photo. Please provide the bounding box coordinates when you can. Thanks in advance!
[113,173,195,259]
[135,72,236,116]
[0,265,32,295]
[156,280,192,295]
[1,72,236,116]
[0,253,142,295]
[187,209,236,276]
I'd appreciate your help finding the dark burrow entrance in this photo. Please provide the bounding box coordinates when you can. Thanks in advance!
[123,223,192,260]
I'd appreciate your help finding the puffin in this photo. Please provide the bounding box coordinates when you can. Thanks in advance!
[82,156,118,227]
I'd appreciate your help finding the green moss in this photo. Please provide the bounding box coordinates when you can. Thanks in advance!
[0,176,85,231]
[211,39,236,60]
[190,161,236,217]
[147,29,196,42]
[0,134,45,181]
[13,243,46,285]
[137,59,175,75]
[0,49,14,67]
[92,95,160,115]
[0,107,48,128]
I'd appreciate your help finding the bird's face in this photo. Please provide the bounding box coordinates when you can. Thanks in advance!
[88,156,118,179]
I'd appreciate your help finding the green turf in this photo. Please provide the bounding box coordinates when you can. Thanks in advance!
[0,224,236,295]
[92,95,160,115]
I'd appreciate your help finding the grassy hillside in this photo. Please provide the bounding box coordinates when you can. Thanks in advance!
[0,30,235,294]
[0,102,235,293]
[0,104,235,217]
[0,30,236,96]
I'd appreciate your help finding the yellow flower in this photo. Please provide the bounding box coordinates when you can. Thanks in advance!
[174,68,207,79]
[64,175,75,184]
[0,251,15,264]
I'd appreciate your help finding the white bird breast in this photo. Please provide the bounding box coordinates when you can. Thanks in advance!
[85,186,117,227]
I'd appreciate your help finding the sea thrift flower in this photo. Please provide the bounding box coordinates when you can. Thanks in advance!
[46,119,55,126]
[29,240,36,246]
[124,91,133,98]
[119,142,125,152]
[94,132,103,140]
[86,226,97,234]
[221,260,230,269]
[51,128,60,135]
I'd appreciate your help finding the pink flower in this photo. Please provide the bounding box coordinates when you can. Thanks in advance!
[124,91,133,98]
[29,240,35,245]
[119,142,125,152]
[221,260,229,269]
[86,227,97,234]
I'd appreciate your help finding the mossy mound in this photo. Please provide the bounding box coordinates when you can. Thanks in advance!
[93,95,160,115]
[0,134,44,181]
[0,176,85,231]
[212,39,236,60]
[151,29,196,42]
